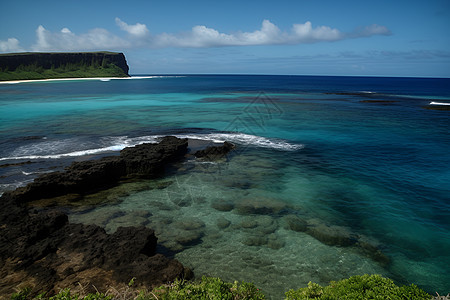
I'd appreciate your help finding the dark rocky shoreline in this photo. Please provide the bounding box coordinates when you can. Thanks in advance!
[0,136,234,297]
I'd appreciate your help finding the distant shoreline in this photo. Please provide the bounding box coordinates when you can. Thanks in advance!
[0,76,165,84]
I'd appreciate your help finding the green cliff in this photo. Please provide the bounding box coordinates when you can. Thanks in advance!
[0,51,130,81]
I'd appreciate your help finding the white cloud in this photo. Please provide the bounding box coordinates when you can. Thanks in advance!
[115,17,149,37]
[61,28,72,34]
[2,19,391,53]
[150,20,387,48]
[0,38,24,52]
[237,19,283,45]
[291,22,343,42]
[31,25,129,51]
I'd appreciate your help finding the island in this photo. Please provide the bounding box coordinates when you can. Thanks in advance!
[0,51,129,81]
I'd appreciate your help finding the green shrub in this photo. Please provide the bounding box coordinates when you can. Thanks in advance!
[147,276,265,300]
[9,277,264,300]
[285,274,431,300]
[10,275,434,300]
[10,288,112,300]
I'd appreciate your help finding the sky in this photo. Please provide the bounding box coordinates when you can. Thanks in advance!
[1,0,449,77]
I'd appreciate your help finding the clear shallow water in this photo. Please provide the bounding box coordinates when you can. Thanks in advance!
[1,75,449,298]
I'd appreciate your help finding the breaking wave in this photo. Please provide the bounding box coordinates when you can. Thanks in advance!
[0,132,303,162]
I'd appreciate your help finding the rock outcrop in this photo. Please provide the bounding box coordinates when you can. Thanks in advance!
[194,141,235,160]
[0,137,191,297]
[8,136,188,203]
[0,193,188,297]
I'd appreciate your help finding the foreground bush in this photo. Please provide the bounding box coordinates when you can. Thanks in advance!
[150,276,265,299]
[285,274,431,300]
[10,277,265,300]
[10,274,436,300]
[10,288,112,300]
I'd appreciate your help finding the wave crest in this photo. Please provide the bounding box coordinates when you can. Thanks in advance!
[0,132,303,161]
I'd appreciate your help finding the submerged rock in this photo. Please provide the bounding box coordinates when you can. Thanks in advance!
[105,213,150,233]
[240,219,258,229]
[71,207,125,227]
[174,230,204,246]
[234,197,287,215]
[283,214,308,232]
[216,216,231,229]
[242,234,268,247]
[174,218,205,231]
[211,199,234,212]
[267,233,285,250]
[194,141,235,160]
[306,220,358,247]
[356,237,390,266]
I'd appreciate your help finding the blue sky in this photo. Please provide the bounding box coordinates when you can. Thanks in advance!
[1,0,449,77]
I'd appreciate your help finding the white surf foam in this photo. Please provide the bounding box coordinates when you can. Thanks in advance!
[0,144,128,161]
[429,101,450,106]
[21,170,53,176]
[0,133,303,162]
[176,133,305,151]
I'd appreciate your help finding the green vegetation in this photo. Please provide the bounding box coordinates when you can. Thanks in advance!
[0,52,129,81]
[0,63,127,81]
[10,277,265,300]
[10,288,112,300]
[285,274,432,300]
[150,277,265,299]
[9,275,435,300]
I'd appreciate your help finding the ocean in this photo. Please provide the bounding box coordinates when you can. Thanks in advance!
[1,75,449,298]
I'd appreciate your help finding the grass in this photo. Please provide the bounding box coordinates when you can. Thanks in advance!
[285,274,432,300]
[10,275,437,300]
[10,277,265,300]
[0,64,128,81]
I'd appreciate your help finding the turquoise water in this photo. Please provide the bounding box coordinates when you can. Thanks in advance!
[1,75,449,298]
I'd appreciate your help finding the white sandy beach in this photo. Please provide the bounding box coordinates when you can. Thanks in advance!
[0,76,167,85]
[429,101,450,105]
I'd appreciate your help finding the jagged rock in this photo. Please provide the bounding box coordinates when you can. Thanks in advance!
[0,137,246,296]
[6,136,188,204]
[0,137,195,297]
[0,192,187,297]
[194,141,235,160]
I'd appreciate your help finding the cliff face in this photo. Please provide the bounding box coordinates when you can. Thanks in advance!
[0,52,130,80]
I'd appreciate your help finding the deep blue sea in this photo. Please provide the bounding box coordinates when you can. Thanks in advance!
[1,75,449,298]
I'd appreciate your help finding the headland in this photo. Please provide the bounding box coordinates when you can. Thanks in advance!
[0,52,129,81]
